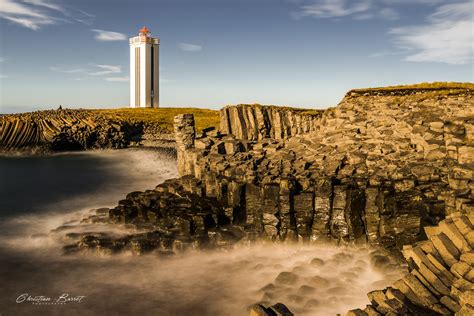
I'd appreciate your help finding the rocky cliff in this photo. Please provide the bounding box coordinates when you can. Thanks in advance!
[0,109,141,152]
[173,84,473,251]
[63,84,473,255]
[219,104,323,140]
[0,108,219,153]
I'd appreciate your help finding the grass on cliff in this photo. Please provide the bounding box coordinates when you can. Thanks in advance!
[350,82,474,94]
[92,108,220,133]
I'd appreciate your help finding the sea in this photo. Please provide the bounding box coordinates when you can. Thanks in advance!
[0,149,401,316]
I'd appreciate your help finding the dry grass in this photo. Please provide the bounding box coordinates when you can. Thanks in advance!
[350,82,474,94]
[89,107,220,133]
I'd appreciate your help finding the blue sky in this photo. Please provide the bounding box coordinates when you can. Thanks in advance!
[0,0,472,113]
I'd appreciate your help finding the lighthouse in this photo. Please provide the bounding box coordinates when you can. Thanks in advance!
[129,27,160,108]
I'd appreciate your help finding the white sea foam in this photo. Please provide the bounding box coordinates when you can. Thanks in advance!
[0,149,402,315]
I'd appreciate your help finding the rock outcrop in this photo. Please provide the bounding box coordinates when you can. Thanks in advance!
[0,108,220,153]
[347,212,473,316]
[0,109,143,151]
[174,86,473,251]
[220,104,323,140]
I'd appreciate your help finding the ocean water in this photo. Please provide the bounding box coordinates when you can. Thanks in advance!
[0,149,402,316]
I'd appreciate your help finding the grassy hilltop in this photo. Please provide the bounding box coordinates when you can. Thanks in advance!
[90,107,220,133]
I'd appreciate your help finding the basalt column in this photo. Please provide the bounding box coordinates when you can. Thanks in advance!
[174,114,196,177]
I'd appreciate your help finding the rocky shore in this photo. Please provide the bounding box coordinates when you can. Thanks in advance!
[46,83,473,315]
[0,108,219,153]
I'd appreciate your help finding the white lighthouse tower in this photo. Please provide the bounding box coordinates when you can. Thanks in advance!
[129,27,159,108]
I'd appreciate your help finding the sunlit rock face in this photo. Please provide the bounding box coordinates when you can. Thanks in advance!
[174,87,474,251]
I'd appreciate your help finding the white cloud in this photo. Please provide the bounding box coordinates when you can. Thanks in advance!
[50,66,86,73]
[22,0,66,13]
[92,29,127,41]
[379,8,399,21]
[296,0,402,21]
[50,64,123,77]
[104,76,129,82]
[299,0,372,19]
[389,2,473,64]
[179,42,203,52]
[0,0,62,30]
[88,64,122,76]
[383,0,442,4]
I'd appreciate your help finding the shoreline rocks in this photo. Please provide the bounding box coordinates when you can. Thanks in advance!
[347,212,474,316]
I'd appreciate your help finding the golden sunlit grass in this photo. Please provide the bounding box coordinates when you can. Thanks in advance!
[90,107,220,133]
[350,82,474,94]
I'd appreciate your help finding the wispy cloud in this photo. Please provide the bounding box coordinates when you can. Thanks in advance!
[0,74,7,79]
[22,0,66,14]
[382,0,443,4]
[50,64,125,81]
[88,64,122,76]
[91,29,127,41]
[379,8,399,21]
[104,76,129,82]
[50,66,87,74]
[0,0,94,30]
[295,0,404,21]
[299,0,372,19]
[0,0,59,30]
[179,42,203,52]
[389,1,473,65]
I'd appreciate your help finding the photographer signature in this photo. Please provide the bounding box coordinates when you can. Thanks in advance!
[16,293,86,305]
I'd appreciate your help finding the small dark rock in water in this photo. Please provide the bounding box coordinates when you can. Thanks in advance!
[259,283,276,293]
[297,285,317,295]
[370,254,391,270]
[253,263,265,270]
[275,272,299,285]
[327,286,346,295]
[348,266,365,274]
[304,298,320,308]
[310,257,325,266]
[291,265,309,274]
[261,292,275,301]
[286,294,304,304]
[308,275,330,287]
[95,207,110,216]
[340,271,358,281]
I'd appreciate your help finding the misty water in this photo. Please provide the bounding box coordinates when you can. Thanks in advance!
[0,149,403,315]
